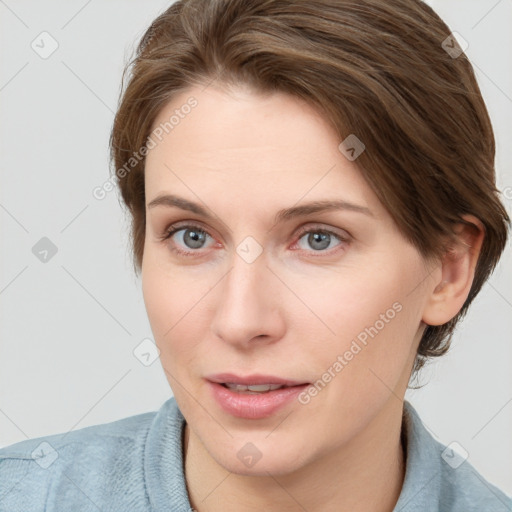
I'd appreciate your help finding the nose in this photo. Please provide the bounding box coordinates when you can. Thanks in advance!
[210,250,285,350]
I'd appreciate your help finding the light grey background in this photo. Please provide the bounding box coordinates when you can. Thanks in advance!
[1,0,511,496]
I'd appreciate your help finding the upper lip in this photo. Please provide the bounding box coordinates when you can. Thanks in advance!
[206,373,309,386]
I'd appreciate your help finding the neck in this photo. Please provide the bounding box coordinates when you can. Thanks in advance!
[183,397,406,512]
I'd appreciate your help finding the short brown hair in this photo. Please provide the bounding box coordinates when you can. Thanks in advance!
[109,0,509,375]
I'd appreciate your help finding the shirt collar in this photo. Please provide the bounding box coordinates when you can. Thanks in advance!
[392,400,443,510]
[143,397,503,512]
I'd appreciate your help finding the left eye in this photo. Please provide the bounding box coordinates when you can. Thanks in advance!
[294,228,346,253]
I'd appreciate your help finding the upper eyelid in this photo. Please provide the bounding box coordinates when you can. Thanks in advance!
[295,224,349,239]
[163,221,350,244]
[163,220,214,239]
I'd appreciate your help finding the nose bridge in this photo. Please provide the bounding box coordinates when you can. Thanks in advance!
[211,243,282,346]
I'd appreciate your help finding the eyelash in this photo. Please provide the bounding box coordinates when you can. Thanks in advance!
[159,222,350,257]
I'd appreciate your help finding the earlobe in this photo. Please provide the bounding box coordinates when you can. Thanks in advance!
[422,215,485,326]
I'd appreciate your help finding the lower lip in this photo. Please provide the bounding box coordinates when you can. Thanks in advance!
[208,381,309,419]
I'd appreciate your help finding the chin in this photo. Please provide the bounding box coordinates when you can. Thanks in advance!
[207,435,314,477]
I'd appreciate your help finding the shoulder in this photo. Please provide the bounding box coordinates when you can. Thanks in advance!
[395,401,512,512]
[439,456,512,512]
[0,397,182,511]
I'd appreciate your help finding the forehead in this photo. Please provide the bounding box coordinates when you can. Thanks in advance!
[144,84,379,215]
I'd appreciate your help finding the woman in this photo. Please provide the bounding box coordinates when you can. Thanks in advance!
[1,0,510,510]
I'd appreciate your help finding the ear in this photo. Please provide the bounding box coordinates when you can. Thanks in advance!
[422,215,485,326]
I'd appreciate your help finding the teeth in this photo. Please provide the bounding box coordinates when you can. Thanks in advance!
[248,384,284,392]
[224,383,285,393]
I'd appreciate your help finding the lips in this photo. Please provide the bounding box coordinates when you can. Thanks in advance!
[206,373,310,419]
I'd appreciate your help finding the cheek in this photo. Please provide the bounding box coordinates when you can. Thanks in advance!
[300,255,425,380]
[290,266,424,444]
[141,258,213,368]
[141,265,172,340]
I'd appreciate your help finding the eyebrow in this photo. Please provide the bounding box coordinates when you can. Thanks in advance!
[147,194,373,223]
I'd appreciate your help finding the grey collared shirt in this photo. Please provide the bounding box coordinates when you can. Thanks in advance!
[0,397,510,511]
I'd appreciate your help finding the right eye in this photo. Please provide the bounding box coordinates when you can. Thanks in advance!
[160,223,217,256]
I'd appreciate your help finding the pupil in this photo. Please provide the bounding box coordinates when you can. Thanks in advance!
[309,232,330,250]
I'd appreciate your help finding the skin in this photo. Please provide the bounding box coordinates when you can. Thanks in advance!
[141,83,484,512]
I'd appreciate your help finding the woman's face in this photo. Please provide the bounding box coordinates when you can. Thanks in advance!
[142,84,438,475]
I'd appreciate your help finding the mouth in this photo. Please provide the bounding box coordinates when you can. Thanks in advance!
[206,373,311,419]
[207,373,309,390]
[220,383,292,394]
